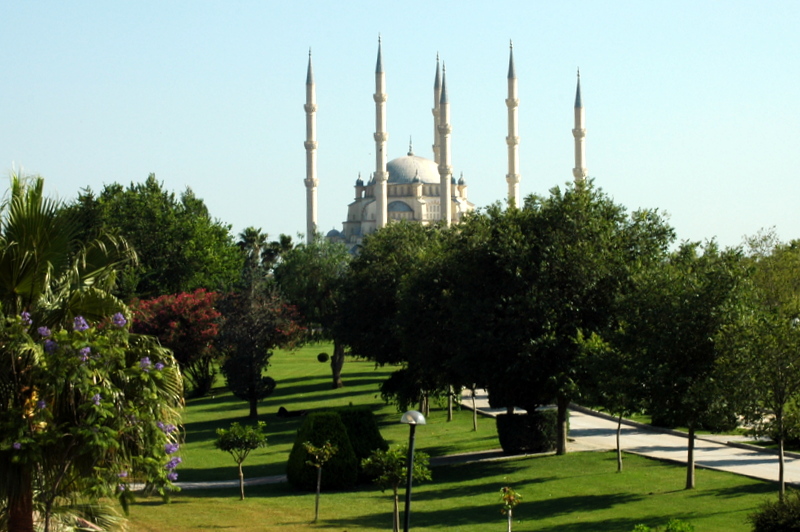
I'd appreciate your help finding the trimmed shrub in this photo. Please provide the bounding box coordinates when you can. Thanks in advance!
[317,352,329,363]
[286,411,358,491]
[337,406,388,481]
[496,409,563,455]
[749,491,800,531]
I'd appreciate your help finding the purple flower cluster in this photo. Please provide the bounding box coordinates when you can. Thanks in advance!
[37,400,46,410]
[164,442,179,455]
[12,442,21,450]
[155,362,165,371]
[164,456,182,471]
[92,393,102,406]
[20,311,32,326]
[157,421,177,434]
[79,347,91,362]
[38,326,51,337]
[73,316,89,332]
[44,340,58,353]
[118,470,128,478]
[167,471,179,481]
[140,357,151,372]
[118,484,126,492]
[112,312,127,328]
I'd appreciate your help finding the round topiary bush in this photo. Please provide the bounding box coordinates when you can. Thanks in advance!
[286,411,358,491]
[317,352,330,363]
[495,408,563,455]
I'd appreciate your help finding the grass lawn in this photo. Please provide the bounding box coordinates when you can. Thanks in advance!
[125,344,777,531]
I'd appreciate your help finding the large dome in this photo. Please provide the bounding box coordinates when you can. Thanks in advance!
[387,155,440,185]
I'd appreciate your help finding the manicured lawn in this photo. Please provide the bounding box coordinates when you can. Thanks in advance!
[128,451,773,531]
[125,344,776,531]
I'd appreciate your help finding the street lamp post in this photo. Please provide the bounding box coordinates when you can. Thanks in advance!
[400,410,426,532]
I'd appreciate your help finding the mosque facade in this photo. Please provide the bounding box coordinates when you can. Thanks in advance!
[303,40,587,247]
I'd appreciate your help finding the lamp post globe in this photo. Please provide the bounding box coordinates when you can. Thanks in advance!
[401,410,426,531]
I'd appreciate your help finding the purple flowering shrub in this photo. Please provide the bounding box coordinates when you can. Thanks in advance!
[1,310,184,514]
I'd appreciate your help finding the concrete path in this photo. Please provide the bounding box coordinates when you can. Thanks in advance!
[463,389,800,486]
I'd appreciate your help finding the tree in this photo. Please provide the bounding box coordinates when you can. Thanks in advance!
[132,289,222,397]
[274,236,350,388]
[302,440,337,523]
[68,174,242,299]
[626,242,748,489]
[361,445,431,532]
[218,229,303,418]
[215,422,268,500]
[0,171,183,532]
[726,231,800,498]
[500,486,522,532]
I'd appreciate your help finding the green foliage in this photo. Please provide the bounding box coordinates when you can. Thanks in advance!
[360,445,431,494]
[68,174,242,299]
[286,411,357,491]
[215,422,268,465]
[302,440,338,469]
[317,352,329,363]
[0,174,183,531]
[632,519,695,531]
[336,406,388,480]
[749,491,800,531]
[495,410,561,455]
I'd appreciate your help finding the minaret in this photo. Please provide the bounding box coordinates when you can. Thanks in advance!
[432,54,441,165]
[572,68,587,184]
[373,37,389,229]
[303,49,319,243]
[437,63,453,226]
[505,41,521,206]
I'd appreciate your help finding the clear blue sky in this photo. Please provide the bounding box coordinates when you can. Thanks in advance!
[2,1,798,247]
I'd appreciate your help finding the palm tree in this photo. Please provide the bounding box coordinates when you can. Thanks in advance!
[0,173,179,532]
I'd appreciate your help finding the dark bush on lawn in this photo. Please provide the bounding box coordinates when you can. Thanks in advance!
[337,406,388,480]
[749,491,800,531]
[287,411,358,491]
[317,352,329,363]
[496,409,561,454]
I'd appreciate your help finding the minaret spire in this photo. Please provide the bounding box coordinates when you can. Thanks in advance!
[373,36,389,229]
[304,48,319,243]
[437,62,453,226]
[572,68,587,184]
[432,53,441,164]
[505,40,521,206]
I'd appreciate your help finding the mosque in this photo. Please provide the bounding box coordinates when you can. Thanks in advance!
[302,39,587,247]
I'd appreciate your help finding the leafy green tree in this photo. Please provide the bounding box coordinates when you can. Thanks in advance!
[725,231,800,498]
[0,173,183,532]
[626,242,748,489]
[132,289,222,397]
[215,422,268,500]
[68,174,242,299]
[302,440,337,522]
[500,486,522,532]
[361,445,431,532]
[274,236,350,388]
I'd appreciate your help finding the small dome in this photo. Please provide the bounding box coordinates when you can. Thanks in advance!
[388,201,413,212]
[326,228,343,239]
[387,155,440,185]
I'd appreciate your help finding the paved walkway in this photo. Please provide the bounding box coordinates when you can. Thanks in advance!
[464,389,800,486]
[170,392,800,490]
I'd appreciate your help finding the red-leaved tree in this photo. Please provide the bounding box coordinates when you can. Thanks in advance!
[132,288,222,396]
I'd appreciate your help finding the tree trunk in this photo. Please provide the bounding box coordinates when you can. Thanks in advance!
[779,436,786,501]
[248,398,258,419]
[238,462,245,500]
[471,389,478,431]
[507,508,513,532]
[330,341,345,389]
[556,396,569,455]
[392,487,400,532]
[685,426,695,489]
[616,413,623,473]
[447,386,453,422]
[314,467,322,522]
[8,465,34,532]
